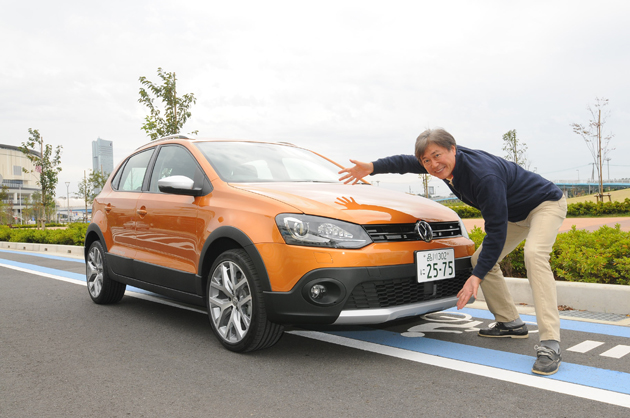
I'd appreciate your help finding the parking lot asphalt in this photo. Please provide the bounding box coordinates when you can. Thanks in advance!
[2,248,630,416]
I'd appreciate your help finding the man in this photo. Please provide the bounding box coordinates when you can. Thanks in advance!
[339,128,567,375]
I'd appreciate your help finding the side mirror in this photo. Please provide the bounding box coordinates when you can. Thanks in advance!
[158,175,203,196]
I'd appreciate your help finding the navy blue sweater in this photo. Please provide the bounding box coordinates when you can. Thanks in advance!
[372,146,563,280]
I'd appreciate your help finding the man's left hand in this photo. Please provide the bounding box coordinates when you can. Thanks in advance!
[456,275,482,309]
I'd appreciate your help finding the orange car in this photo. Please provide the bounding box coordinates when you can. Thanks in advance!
[85,135,475,352]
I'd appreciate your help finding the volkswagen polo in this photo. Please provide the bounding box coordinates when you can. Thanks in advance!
[85,135,476,352]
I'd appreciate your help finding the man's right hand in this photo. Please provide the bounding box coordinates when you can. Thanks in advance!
[338,160,374,184]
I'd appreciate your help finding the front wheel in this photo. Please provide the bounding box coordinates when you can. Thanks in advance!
[207,249,283,352]
[86,241,126,304]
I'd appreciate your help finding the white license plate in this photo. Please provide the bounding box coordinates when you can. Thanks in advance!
[416,248,455,283]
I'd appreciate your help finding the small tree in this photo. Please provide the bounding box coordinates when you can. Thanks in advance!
[502,129,529,168]
[23,192,42,224]
[419,174,432,198]
[0,185,13,225]
[138,67,198,140]
[19,129,63,227]
[75,170,109,221]
[571,97,614,201]
[89,170,108,195]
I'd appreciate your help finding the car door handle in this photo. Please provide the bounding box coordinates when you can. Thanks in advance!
[105,204,112,213]
[136,208,148,217]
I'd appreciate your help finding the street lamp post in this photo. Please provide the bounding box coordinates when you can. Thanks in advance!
[65,182,70,223]
[18,185,22,225]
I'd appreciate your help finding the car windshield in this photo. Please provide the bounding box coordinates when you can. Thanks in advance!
[195,141,343,183]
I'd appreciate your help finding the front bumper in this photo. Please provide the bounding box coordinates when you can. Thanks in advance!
[263,256,472,325]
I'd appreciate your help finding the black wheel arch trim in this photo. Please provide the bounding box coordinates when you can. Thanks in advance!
[198,226,272,292]
[84,223,108,260]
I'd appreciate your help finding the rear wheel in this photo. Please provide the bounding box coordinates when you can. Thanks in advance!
[207,249,283,352]
[86,241,126,304]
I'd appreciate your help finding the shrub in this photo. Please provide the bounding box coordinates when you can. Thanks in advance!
[552,225,630,285]
[467,224,630,285]
[565,198,630,217]
[0,223,88,246]
[446,198,630,218]
[0,226,11,241]
[445,204,482,218]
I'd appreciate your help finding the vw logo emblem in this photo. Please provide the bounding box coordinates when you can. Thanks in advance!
[415,220,433,242]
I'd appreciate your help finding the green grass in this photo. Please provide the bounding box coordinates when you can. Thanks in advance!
[567,188,630,204]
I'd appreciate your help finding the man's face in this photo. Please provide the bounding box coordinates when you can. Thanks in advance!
[420,143,456,180]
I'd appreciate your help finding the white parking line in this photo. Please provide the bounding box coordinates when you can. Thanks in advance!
[5,261,630,409]
[288,330,630,409]
[600,345,630,359]
[567,340,605,353]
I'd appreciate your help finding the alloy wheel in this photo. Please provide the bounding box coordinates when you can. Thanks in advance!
[208,260,253,343]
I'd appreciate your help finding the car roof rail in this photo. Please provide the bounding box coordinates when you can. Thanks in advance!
[136,134,197,149]
[154,134,196,142]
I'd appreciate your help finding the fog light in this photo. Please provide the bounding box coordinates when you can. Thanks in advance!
[310,284,327,299]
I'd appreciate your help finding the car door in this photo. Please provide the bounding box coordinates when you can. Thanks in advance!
[102,147,155,277]
[133,144,205,293]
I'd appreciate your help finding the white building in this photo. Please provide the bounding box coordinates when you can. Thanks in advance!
[0,144,41,223]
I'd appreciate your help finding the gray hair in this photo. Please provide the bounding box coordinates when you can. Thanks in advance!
[414,128,457,160]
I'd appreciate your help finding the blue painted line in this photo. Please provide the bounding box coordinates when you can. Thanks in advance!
[0,258,152,295]
[453,307,630,339]
[329,328,630,395]
[0,249,85,263]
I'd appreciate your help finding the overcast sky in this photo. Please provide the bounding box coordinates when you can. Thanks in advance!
[2,0,629,197]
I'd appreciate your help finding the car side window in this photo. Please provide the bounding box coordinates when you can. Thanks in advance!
[149,145,202,193]
[110,162,126,190]
[118,149,154,192]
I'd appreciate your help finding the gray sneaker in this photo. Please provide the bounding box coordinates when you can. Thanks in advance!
[532,345,562,375]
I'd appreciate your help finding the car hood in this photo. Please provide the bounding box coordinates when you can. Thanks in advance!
[230,182,459,224]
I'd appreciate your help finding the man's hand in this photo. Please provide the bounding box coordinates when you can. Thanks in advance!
[456,275,482,309]
[338,160,374,184]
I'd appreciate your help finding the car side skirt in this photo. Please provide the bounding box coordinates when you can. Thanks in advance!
[106,253,205,307]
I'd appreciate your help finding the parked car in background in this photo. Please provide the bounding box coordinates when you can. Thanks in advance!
[85,135,476,352]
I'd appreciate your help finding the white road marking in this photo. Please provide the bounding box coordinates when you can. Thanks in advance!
[600,345,630,359]
[288,330,630,409]
[0,262,207,315]
[5,262,630,409]
[567,340,605,353]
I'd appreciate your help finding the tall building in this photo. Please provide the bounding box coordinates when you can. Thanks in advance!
[92,137,114,175]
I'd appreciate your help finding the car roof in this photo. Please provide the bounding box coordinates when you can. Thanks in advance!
[135,135,298,150]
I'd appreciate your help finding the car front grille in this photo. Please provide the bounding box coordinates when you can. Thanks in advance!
[364,221,462,242]
[343,268,470,310]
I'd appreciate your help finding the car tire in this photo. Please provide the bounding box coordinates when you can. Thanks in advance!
[207,249,284,352]
[86,241,126,304]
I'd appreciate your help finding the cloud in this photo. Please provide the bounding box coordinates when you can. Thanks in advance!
[1,1,629,197]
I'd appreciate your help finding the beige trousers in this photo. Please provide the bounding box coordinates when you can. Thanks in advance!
[473,197,567,341]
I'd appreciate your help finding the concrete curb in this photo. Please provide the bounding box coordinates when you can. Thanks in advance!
[477,277,630,316]
[0,241,84,257]
[1,241,628,316]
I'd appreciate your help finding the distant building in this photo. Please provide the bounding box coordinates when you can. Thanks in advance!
[0,144,41,223]
[92,137,113,175]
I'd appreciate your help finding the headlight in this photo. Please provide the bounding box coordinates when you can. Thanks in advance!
[458,218,470,239]
[275,214,372,249]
